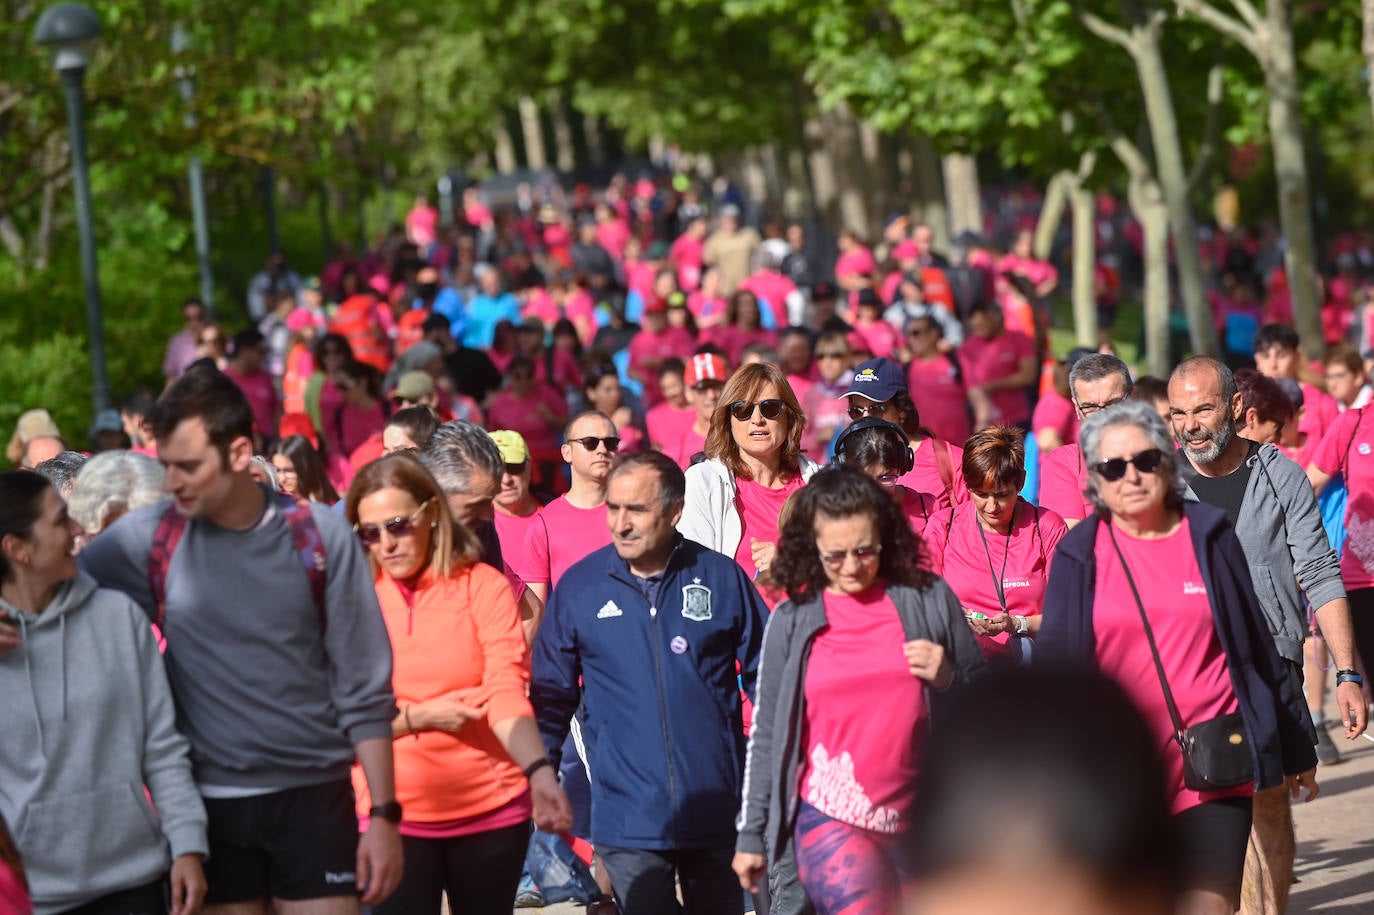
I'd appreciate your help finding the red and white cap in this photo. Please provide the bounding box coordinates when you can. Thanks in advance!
[684,353,730,387]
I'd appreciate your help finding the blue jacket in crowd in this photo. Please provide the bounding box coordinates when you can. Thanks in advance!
[531,535,768,851]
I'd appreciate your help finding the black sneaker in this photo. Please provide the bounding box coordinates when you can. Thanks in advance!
[1315,726,1342,766]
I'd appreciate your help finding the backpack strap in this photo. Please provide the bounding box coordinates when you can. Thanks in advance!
[148,495,328,637]
[148,503,189,630]
[278,493,329,634]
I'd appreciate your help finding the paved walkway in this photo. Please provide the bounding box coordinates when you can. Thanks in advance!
[1290,730,1374,914]
[517,726,1374,915]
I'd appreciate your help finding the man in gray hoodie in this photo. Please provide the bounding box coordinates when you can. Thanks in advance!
[1168,356,1367,915]
[80,368,402,914]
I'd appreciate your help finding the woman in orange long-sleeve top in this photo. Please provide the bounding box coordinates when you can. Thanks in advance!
[345,453,572,915]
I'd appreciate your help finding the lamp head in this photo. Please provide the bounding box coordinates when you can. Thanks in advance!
[34,3,101,73]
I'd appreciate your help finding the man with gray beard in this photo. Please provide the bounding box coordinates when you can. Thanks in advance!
[1167,356,1367,915]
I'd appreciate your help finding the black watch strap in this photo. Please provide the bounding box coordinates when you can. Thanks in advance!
[369,801,402,824]
[524,757,554,780]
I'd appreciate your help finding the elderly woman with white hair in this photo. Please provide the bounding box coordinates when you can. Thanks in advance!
[67,450,166,545]
[1038,399,1318,915]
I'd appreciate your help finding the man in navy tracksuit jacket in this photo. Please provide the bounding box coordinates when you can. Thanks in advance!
[532,451,767,915]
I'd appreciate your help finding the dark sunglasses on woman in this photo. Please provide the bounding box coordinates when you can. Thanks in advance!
[354,499,432,545]
[1092,448,1164,482]
[729,399,786,422]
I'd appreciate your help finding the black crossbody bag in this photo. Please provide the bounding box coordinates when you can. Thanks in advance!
[1107,525,1255,791]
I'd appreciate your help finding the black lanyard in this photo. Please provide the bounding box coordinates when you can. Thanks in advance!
[975,501,1018,612]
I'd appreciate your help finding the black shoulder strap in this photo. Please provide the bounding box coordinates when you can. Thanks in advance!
[1106,523,1188,747]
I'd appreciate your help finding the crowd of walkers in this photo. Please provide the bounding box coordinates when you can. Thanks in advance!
[4,173,1374,915]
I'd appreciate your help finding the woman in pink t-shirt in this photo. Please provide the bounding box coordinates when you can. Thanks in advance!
[904,315,970,447]
[700,290,778,367]
[485,356,569,488]
[732,468,984,915]
[1040,400,1320,913]
[834,418,940,541]
[924,427,1067,661]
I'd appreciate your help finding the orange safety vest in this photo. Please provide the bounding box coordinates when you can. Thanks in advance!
[282,343,314,415]
[920,266,955,310]
[396,308,430,357]
[330,294,392,373]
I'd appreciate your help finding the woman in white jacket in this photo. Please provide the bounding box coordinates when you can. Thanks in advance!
[678,361,820,600]
[0,470,207,915]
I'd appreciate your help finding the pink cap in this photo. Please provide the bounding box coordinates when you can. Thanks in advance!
[286,308,317,332]
[892,240,920,260]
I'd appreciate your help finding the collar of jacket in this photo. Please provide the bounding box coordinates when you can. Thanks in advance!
[602,532,689,587]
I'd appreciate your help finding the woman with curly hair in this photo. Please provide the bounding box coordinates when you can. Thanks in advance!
[732,468,984,915]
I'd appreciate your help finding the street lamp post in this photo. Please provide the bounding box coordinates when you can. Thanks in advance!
[173,24,215,316]
[34,2,111,415]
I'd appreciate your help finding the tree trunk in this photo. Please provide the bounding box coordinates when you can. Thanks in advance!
[548,92,576,173]
[492,120,518,174]
[1071,174,1098,348]
[1035,172,1071,261]
[910,133,948,248]
[942,153,982,240]
[1263,1,1322,348]
[0,215,25,275]
[1364,0,1374,128]
[1128,10,1217,356]
[1132,178,1171,377]
[518,96,546,170]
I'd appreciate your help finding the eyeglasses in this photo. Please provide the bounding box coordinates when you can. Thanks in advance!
[847,400,892,421]
[819,545,882,568]
[1092,449,1164,482]
[729,399,787,422]
[571,436,621,453]
[871,472,902,487]
[1076,395,1126,417]
[354,499,432,545]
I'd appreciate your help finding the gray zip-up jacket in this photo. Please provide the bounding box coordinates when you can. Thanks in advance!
[735,579,984,861]
[1181,442,1345,664]
[0,573,207,914]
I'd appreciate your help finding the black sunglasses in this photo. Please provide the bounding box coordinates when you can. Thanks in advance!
[729,399,786,422]
[1093,448,1164,482]
[847,400,891,421]
[571,436,621,453]
[354,499,432,546]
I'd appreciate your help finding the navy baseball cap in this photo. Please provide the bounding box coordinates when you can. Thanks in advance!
[842,357,908,402]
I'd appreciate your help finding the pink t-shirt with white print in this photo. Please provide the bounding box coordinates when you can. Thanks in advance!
[800,585,926,834]
[1091,518,1254,814]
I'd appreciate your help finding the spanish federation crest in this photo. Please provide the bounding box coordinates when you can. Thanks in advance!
[681,577,712,622]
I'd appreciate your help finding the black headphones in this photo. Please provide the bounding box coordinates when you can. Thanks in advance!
[834,418,914,475]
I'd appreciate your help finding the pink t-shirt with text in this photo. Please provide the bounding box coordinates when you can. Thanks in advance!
[516,497,613,589]
[924,500,1067,659]
[1037,443,1093,522]
[1092,518,1253,813]
[1310,407,1374,589]
[800,585,926,833]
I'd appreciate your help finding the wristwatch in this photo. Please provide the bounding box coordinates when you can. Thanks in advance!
[369,801,403,824]
[1013,615,1029,636]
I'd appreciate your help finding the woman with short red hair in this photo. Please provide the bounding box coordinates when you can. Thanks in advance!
[923,427,1068,661]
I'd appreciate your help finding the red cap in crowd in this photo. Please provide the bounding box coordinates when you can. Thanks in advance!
[684,353,729,387]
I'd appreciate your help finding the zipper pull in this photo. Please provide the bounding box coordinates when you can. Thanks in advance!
[650,606,657,618]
